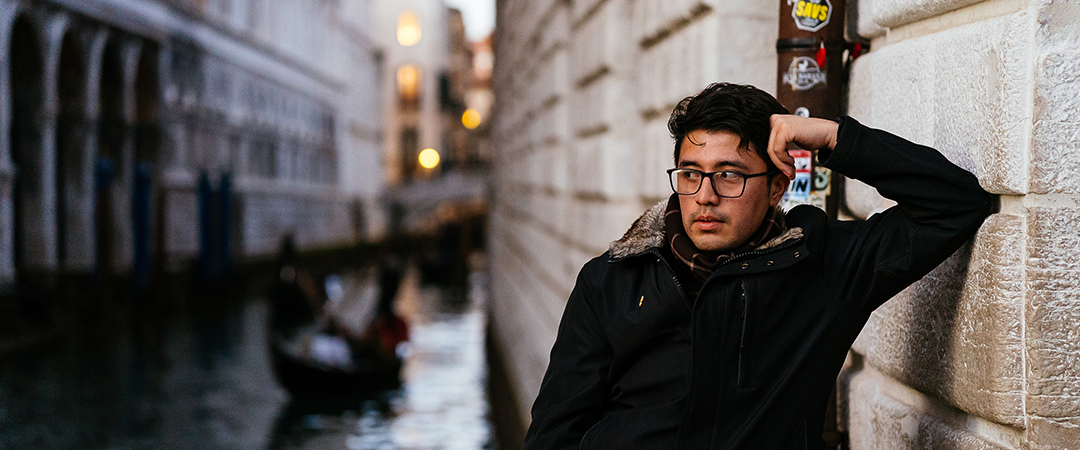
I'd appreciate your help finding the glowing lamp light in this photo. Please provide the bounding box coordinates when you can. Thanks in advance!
[462,109,482,130]
[397,11,421,46]
[418,148,440,169]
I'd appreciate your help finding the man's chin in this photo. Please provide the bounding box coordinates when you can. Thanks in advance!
[688,233,735,253]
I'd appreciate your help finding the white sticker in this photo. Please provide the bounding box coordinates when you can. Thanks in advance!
[782,57,827,91]
[784,150,813,203]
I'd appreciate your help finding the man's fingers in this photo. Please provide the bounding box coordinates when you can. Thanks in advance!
[767,116,797,179]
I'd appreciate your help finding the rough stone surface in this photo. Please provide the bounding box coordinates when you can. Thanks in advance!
[872,0,989,29]
[853,213,1027,427]
[846,368,1012,450]
[1029,2,1080,194]
[1025,205,1080,449]
[847,10,1032,195]
[842,177,891,220]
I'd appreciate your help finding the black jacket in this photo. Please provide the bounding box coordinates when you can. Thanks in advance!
[524,117,993,450]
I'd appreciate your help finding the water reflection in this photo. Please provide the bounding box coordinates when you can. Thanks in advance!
[0,265,494,450]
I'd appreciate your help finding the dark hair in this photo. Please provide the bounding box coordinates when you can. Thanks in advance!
[667,82,790,169]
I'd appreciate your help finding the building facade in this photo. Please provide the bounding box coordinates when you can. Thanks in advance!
[0,0,385,294]
[488,0,1080,448]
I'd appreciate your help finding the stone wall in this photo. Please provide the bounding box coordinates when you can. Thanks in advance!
[841,1,1080,448]
[489,0,777,425]
[490,0,1080,448]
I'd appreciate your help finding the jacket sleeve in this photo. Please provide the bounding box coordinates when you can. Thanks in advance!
[818,116,994,312]
[524,259,612,450]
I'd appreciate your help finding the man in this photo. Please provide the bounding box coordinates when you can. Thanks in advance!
[523,83,992,449]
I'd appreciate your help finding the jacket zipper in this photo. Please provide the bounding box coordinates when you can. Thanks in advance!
[737,280,750,389]
[646,248,693,312]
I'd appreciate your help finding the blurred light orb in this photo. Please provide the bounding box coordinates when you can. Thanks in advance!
[397,11,421,46]
[418,148,440,169]
[462,109,482,129]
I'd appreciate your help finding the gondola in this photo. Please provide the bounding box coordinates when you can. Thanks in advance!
[268,257,409,398]
[269,323,404,396]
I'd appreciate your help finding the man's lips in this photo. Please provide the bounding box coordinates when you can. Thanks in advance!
[693,215,724,231]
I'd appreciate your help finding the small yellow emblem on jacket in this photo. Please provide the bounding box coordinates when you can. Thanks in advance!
[639,296,644,307]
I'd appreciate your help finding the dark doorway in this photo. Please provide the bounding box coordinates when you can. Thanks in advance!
[9,17,45,286]
[133,44,160,291]
[56,30,88,277]
[96,38,124,298]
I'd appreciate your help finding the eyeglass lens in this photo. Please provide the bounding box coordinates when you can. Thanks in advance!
[670,169,745,197]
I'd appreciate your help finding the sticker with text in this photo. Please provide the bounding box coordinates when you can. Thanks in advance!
[782,57,827,91]
[791,0,832,32]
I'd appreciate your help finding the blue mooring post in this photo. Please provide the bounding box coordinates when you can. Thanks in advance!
[218,172,233,278]
[132,162,151,290]
[197,171,212,282]
[94,157,114,283]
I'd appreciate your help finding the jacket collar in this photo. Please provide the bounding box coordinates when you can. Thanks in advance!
[608,199,804,260]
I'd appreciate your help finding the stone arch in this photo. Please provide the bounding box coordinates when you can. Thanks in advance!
[55,27,91,274]
[8,14,47,281]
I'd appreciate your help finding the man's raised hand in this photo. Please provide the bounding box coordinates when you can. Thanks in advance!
[767,114,839,180]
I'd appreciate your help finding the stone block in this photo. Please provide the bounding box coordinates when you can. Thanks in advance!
[1025,205,1080,449]
[636,118,674,201]
[635,10,773,118]
[1030,2,1080,194]
[535,3,569,59]
[851,0,887,40]
[632,0,718,47]
[569,0,631,87]
[846,11,1032,194]
[571,0,606,24]
[564,197,642,253]
[853,213,1026,427]
[568,133,636,199]
[569,75,618,137]
[706,12,776,93]
[845,368,1013,450]
[842,177,892,220]
[871,0,987,29]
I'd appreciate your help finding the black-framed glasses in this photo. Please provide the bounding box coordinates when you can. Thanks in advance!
[667,168,778,198]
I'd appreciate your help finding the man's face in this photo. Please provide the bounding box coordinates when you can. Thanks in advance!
[676,130,787,252]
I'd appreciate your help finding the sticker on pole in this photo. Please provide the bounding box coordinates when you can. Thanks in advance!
[791,0,832,32]
[784,150,813,203]
[782,57,827,91]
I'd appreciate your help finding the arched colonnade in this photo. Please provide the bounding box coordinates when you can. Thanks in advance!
[1,2,161,292]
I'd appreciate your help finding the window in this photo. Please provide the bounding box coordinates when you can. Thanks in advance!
[397,11,421,46]
[397,65,420,109]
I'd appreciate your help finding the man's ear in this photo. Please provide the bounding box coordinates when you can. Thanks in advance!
[768,173,788,207]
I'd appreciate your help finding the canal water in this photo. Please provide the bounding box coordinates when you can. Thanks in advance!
[0,264,496,450]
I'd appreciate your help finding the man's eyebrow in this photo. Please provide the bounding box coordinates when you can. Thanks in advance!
[678,159,750,170]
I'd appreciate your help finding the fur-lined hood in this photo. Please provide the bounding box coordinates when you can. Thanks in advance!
[607,199,804,260]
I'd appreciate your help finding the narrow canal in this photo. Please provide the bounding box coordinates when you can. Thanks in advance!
[0,260,497,450]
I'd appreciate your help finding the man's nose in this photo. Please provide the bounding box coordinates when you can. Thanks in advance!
[695,177,721,205]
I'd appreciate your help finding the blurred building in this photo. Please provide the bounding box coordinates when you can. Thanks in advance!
[0,0,384,293]
[372,0,491,233]
[488,0,1080,449]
